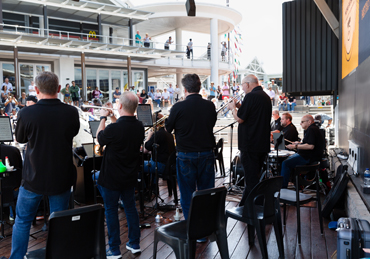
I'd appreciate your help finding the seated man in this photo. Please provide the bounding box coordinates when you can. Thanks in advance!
[143,114,175,185]
[153,89,162,107]
[280,114,325,188]
[271,109,283,133]
[279,112,299,145]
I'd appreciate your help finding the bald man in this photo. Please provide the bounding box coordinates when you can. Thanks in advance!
[228,74,272,206]
[281,114,325,188]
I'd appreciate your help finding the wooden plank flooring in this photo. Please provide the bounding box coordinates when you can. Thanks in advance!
[0,175,337,259]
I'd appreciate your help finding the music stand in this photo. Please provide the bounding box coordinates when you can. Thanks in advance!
[88,120,101,204]
[0,117,13,239]
[137,104,153,217]
[273,133,285,150]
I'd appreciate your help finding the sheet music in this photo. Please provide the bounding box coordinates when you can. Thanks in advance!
[137,104,153,127]
[0,117,13,142]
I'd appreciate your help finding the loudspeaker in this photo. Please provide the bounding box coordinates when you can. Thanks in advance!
[186,0,196,16]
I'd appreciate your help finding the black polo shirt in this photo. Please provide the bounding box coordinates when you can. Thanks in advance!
[271,117,282,131]
[97,116,144,191]
[298,124,325,162]
[237,86,272,153]
[165,94,217,152]
[145,127,175,164]
[282,123,299,143]
[15,99,80,195]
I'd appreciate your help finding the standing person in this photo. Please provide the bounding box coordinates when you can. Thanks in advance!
[113,87,121,103]
[267,86,276,106]
[174,84,181,102]
[135,30,141,47]
[60,83,72,104]
[164,36,173,50]
[96,92,144,257]
[2,77,13,92]
[187,39,193,59]
[92,86,102,99]
[168,84,175,104]
[208,81,216,100]
[227,74,272,206]
[11,71,80,259]
[217,85,223,101]
[17,92,27,110]
[207,42,211,60]
[28,81,37,97]
[143,33,151,48]
[165,74,217,221]
[221,42,227,62]
[70,81,80,106]
[222,81,229,99]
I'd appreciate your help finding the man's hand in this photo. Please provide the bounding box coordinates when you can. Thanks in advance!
[227,100,236,111]
[287,144,296,150]
[100,108,110,117]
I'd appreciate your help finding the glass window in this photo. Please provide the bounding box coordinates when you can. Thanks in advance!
[133,71,144,91]
[99,70,109,101]
[123,71,128,91]
[87,69,97,100]
[111,70,121,100]
[20,64,34,96]
[36,65,50,75]
[74,68,82,90]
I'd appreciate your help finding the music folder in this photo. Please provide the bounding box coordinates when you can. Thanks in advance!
[0,116,13,142]
[137,104,153,127]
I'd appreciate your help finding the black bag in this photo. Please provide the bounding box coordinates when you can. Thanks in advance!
[337,218,370,259]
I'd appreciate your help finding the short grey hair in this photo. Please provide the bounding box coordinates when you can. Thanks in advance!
[120,91,138,114]
[35,71,59,95]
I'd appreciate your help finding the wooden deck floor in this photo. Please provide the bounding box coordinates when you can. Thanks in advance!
[0,175,337,259]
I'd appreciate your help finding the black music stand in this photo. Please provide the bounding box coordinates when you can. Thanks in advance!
[0,116,14,239]
[88,120,101,204]
[137,104,154,217]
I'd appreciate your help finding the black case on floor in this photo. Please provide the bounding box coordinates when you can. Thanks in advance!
[337,218,370,259]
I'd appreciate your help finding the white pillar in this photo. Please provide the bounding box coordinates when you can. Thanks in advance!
[175,28,182,51]
[210,18,218,86]
[39,17,44,36]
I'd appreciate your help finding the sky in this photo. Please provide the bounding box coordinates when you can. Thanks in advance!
[129,0,288,74]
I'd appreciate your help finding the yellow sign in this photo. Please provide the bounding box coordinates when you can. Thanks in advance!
[88,31,97,38]
[342,0,359,79]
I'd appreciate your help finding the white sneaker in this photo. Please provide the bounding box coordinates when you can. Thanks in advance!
[126,243,141,254]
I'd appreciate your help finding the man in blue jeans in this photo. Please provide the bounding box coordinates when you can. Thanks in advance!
[165,74,217,227]
[11,71,80,259]
[97,92,144,258]
[281,115,325,188]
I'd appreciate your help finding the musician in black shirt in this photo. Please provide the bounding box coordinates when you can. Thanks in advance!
[280,112,299,144]
[271,109,282,132]
[228,74,272,206]
[166,74,217,220]
[281,115,325,188]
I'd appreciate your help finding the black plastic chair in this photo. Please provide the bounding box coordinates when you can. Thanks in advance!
[214,138,225,177]
[26,204,106,259]
[153,186,229,259]
[279,163,323,245]
[225,176,284,259]
[163,152,178,205]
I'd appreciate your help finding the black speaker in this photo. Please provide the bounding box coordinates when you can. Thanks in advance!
[186,0,196,16]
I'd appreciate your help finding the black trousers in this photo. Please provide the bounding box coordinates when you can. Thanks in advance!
[239,151,266,206]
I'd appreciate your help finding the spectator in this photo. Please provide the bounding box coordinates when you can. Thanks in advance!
[222,82,229,99]
[217,85,223,101]
[1,85,9,103]
[287,95,297,112]
[92,87,101,100]
[0,107,5,116]
[61,83,72,104]
[164,36,173,50]
[266,86,276,106]
[135,30,141,46]
[221,97,230,118]
[140,89,148,101]
[18,92,27,110]
[28,81,37,97]
[113,87,121,103]
[208,81,216,100]
[4,92,18,114]
[70,81,80,106]
[154,89,162,107]
[148,89,155,100]
[221,42,227,62]
[278,92,287,111]
[143,33,151,48]
[201,88,208,99]
[174,84,181,102]
[187,39,193,59]
[162,88,170,105]
[2,77,13,93]
[168,84,174,104]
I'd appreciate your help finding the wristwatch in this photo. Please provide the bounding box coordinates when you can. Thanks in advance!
[295,144,298,149]
[100,116,107,121]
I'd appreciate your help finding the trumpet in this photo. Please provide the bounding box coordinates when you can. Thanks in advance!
[216,92,245,115]
[81,104,117,111]
[145,115,169,132]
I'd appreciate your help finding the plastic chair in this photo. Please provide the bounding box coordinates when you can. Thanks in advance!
[225,176,284,259]
[279,163,323,245]
[214,138,225,176]
[153,186,229,259]
[26,204,106,259]
[163,151,178,205]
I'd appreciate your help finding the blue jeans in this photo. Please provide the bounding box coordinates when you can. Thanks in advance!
[98,185,140,254]
[305,96,310,105]
[10,187,71,259]
[154,99,161,106]
[280,153,310,188]
[176,151,215,219]
[143,159,166,183]
[279,103,287,111]
[287,103,296,111]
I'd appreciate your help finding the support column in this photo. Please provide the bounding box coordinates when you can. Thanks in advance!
[210,18,219,86]
[129,19,133,46]
[13,46,19,97]
[97,14,102,42]
[0,0,3,30]
[39,17,44,36]
[176,72,183,98]
[127,56,132,88]
[81,52,86,101]
[175,28,182,51]
[43,5,48,36]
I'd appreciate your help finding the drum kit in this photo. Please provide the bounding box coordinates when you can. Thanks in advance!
[230,148,296,191]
